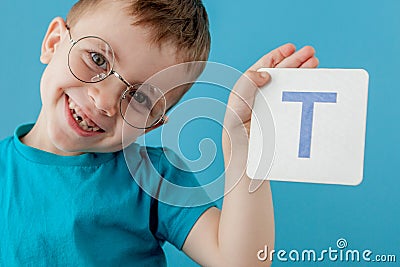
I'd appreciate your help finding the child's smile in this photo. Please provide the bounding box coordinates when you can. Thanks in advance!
[66,94,105,136]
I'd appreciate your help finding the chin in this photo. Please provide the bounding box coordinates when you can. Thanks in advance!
[46,127,86,155]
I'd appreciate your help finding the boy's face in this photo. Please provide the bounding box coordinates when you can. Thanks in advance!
[38,2,185,155]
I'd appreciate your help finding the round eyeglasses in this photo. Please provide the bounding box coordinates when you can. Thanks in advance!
[66,26,166,129]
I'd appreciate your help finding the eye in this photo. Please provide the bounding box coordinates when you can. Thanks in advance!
[90,52,108,70]
[130,91,148,104]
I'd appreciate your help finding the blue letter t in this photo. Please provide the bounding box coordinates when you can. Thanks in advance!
[282,92,337,158]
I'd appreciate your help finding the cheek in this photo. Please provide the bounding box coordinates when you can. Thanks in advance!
[40,52,76,101]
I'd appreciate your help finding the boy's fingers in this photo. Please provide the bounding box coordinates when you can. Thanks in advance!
[275,45,316,68]
[300,56,319,68]
[250,43,296,71]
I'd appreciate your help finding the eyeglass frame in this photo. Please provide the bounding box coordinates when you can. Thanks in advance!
[65,25,166,130]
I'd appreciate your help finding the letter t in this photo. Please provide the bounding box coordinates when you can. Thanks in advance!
[282,92,337,158]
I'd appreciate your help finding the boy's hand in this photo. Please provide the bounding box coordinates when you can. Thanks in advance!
[222,44,319,158]
[224,43,319,139]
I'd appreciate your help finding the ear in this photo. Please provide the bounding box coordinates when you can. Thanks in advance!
[144,115,169,134]
[40,17,67,64]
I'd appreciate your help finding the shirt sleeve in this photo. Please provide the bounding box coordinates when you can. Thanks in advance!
[147,147,218,250]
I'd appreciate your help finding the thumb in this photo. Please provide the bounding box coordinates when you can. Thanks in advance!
[248,69,271,88]
[231,69,270,99]
[230,69,270,105]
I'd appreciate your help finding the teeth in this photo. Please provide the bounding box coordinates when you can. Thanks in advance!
[68,97,75,108]
[68,96,102,133]
[80,123,89,131]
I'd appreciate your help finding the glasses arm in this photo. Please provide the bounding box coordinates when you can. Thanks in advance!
[65,24,75,44]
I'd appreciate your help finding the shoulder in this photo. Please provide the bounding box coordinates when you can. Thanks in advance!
[0,136,13,155]
[0,135,22,180]
[140,146,195,184]
[138,146,179,163]
[140,146,187,173]
[123,144,186,178]
[123,144,210,205]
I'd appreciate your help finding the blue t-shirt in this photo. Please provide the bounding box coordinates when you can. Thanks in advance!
[0,124,215,266]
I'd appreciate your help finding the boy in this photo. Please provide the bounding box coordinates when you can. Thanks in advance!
[0,0,318,266]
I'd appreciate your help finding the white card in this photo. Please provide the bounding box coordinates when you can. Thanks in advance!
[246,68,369,185]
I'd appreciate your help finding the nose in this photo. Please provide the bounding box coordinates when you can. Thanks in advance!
[87,84,121,117]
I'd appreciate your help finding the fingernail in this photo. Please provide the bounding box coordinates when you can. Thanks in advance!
[259,71,268,78]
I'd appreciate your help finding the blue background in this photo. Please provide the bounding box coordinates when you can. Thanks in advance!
[1,0,399,266]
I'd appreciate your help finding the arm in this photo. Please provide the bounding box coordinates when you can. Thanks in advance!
[182,43,319,267]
